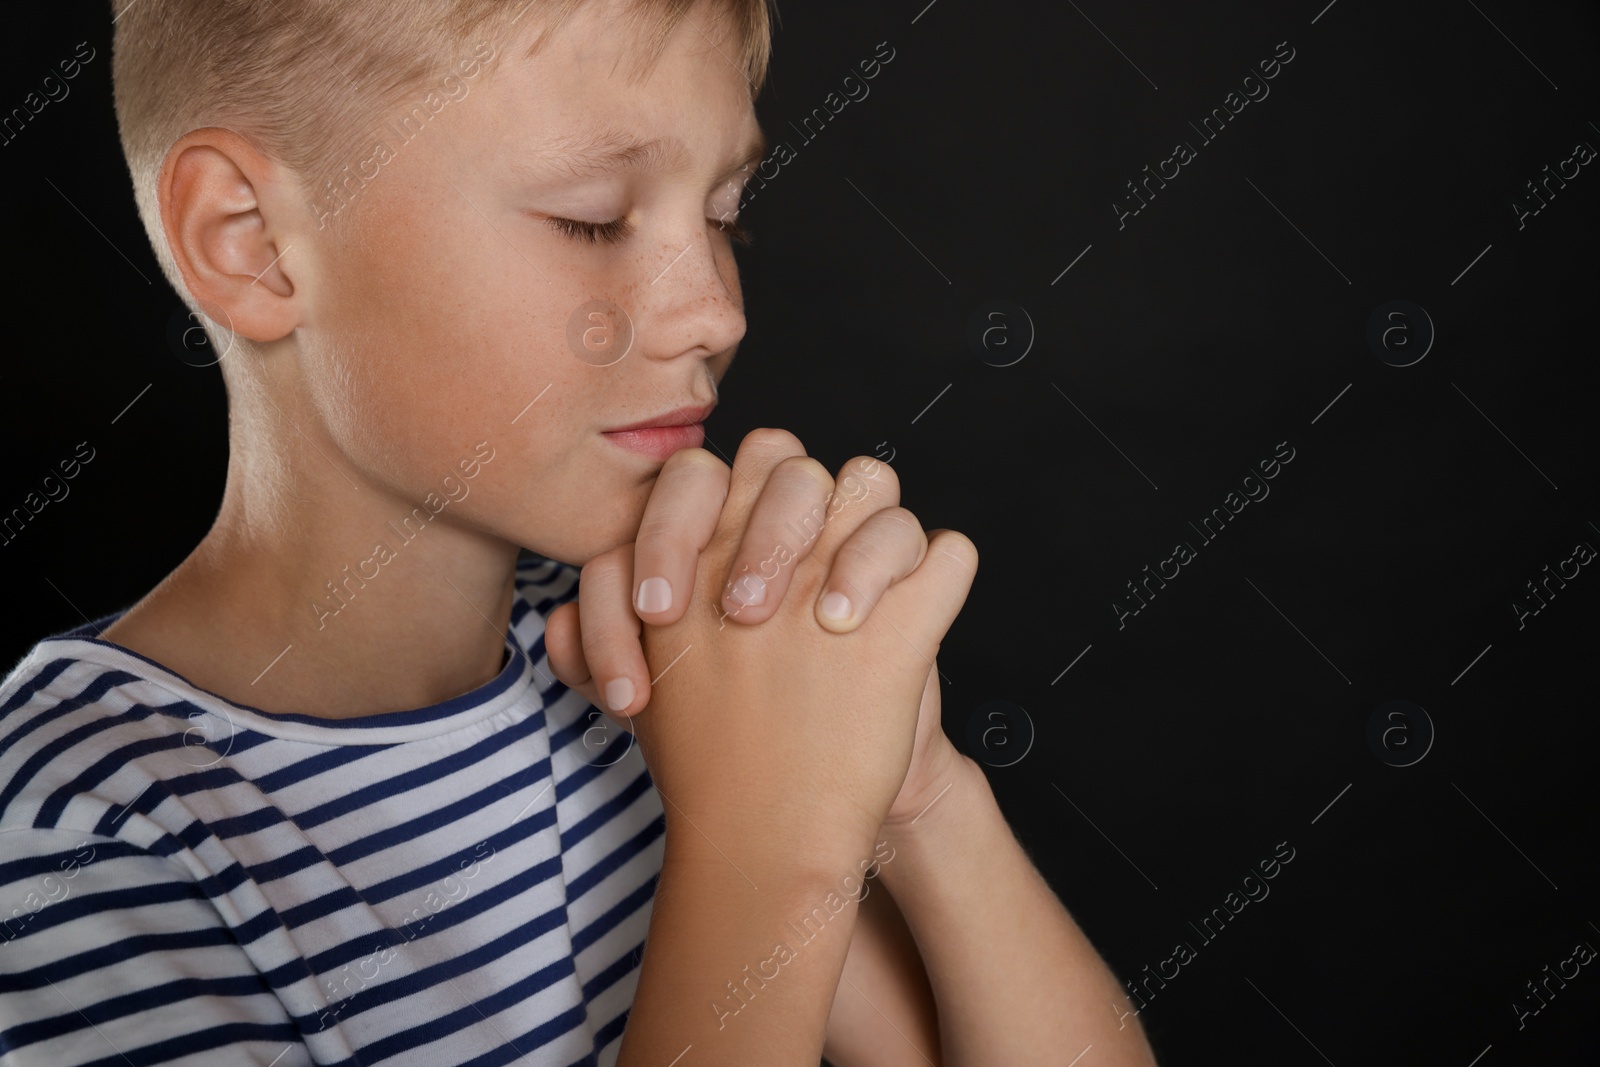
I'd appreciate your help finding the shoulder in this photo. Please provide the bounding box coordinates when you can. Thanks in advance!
[0,624,208,839]
[1,628,161,765]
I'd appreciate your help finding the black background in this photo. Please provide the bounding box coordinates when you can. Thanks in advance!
[3,1,1598,1064]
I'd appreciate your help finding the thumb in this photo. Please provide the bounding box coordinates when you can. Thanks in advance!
[545,599,637,738]
[545,600,592,693]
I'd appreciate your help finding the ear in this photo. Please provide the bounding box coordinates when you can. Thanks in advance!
[157,127,300,342]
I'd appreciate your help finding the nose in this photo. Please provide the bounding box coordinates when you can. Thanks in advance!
[630,226,747,363]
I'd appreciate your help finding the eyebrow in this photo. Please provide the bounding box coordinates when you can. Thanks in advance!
[525,125,769,182]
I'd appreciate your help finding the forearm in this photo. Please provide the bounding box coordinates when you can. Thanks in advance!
[618,827,874,1066]
[877,756,1159,1066]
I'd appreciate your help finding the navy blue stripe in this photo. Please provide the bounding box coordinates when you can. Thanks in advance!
[560,1049,602,1067]
[561,768,656,858]
[230,906,288,951]
[83,706,559,877]
[572,853,661,957]
[37,628,530,732]
[0,656,96,758]
[592,998,635,1053]
[11,879,210,941]
[204,799,299,844]
[47,712,272,833]
[188,857,259,905]
[230,634,533,730]
[368,808,562,911]
[309,833,565,970]
[360,960,586,1064]
[246,843,325,884]
[205,798,297,841]
[312,860,571,1023]
[568,808,663,909]
[8,707,181,825]
[312,819,657,1014]
[228,728,277,756]
[546,697,592,749]
[0,668,142,767]
[325,756,553,867]
[593,1005,632,1062]
[209,745,567,930]
[0,836,133,886]
[89,781,171,838]
[0,655,76,715]
[283,802,559,931]
[6,974,277,1048]
[525,567,577,596]
[278,884,367,931]
[254,741,397,793]
[70,1022,302,1067]
[452,1001,595,1067]
[1,927,241,991]
[286,705,549,831]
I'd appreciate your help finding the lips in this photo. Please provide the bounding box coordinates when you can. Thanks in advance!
[601,402,714,460]
[603,402,716,433]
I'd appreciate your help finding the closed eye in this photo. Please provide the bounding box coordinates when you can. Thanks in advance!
[545,215,754,247]
[547,217,633,244]
[712,216,754,247]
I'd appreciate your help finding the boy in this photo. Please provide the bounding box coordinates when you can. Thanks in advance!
[0,0,1159,1064]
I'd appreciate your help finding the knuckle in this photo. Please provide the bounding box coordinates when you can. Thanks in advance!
[833,537,891,575]
[548,651,587,685]
[634,516,680,545]
[742,426,805,455]
[773,454,835,494]
[877,506,923,533]
[841,455,899,500]
[579,546,628,586]
[581,623,639,667]
[836,508,923,571]
[662,446,727,480]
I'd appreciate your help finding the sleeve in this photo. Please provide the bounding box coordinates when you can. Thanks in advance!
[0,829,311,1067]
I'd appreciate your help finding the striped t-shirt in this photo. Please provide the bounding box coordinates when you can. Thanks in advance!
[0,555,664,1066]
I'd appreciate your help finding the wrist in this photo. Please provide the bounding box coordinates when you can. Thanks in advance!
[660,804,882,897]
[882,740,987,837]
[629,822,883,1060]
[877,752,996,895]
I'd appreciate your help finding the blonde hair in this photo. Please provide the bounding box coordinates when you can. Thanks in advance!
[111,0,774,300]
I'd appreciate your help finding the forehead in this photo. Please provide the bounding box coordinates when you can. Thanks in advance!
[518,0,755,107]
[489,2,761,174]
[523,124,768,184]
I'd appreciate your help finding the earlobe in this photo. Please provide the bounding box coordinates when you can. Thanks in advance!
[158,128,300,343]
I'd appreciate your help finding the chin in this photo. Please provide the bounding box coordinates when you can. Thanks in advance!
[522,511,645,570]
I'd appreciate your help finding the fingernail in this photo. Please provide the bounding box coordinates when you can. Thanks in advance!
[636,576,672,614]
[820,591,852,621]
[728,573,767,607]
[604,677,635,713]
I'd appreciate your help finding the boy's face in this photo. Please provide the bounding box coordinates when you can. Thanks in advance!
[294,0,763,566]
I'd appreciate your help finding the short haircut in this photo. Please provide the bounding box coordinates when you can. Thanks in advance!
[110,0,774,300]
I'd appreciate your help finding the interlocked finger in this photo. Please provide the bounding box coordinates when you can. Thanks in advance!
[717,454,837,624]
[811,506,929,633]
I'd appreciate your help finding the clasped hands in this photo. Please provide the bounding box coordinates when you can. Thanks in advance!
[545,428,978,849]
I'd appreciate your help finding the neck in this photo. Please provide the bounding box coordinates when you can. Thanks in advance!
[103,377,523,720]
